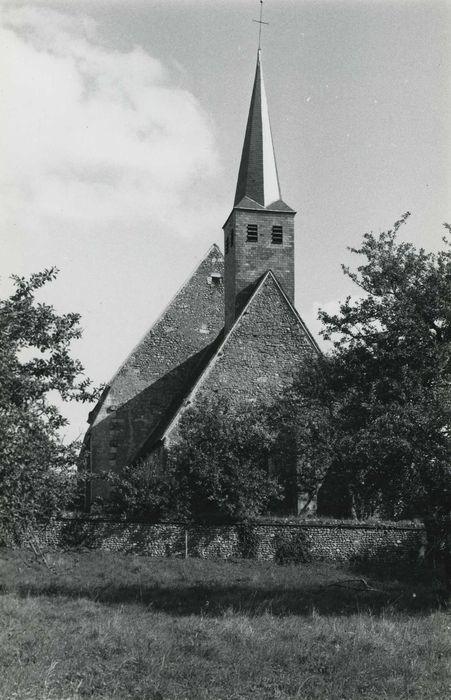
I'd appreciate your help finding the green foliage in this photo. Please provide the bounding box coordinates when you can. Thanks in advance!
[271,363,336,512]
[167,397,284,522]
[0,268,98,542]
[104,381,334,523]
[105,458,176,522]
[293,214,451,589]
[274,529,312,565]
[236,521,260,558]
[314,214,451,522]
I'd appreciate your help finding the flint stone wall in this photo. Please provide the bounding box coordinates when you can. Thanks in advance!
[26,517,425,564]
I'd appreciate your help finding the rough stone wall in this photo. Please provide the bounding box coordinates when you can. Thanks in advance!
[87,246,224,495]
[178,272,317,411]
[224,208,295,330]
[29,518,425,565]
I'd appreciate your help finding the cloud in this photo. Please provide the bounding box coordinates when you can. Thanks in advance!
[0,5,221,263]
[0,5,226,441]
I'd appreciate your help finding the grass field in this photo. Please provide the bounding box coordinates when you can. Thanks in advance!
[0,549,449,700]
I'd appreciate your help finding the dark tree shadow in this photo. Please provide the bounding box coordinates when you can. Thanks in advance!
[11,576,446,617]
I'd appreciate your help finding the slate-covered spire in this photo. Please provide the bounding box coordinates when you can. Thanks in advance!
[234,49,282,208]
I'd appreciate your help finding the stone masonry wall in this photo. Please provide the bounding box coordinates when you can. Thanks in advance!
[224,208,295,330]
[28,518,425,565]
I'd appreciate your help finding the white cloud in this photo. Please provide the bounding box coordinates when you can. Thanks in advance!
[0,5,226,442]
[0,5,221,256]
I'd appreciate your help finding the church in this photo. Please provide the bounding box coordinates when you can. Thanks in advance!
[83,49,320,511]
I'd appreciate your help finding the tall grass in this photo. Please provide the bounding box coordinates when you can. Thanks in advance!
[0,550,449,699]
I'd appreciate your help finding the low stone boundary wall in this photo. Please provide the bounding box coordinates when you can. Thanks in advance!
[28,517,425,564]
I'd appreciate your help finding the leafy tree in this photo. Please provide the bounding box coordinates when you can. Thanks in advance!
[310,214,450,579]
[104,458,176,522]
[0,268,98,543]
[270,368,335,514]
[104,387,331,522]
[167,397,284,522]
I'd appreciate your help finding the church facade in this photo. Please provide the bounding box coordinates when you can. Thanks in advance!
[83,50,319,511]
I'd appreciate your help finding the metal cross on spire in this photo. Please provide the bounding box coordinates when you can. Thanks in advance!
[253,0,269,50]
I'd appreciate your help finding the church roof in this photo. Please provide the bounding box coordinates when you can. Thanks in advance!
[87,245,225,470]
[90,244,224,419]
[234,50,290,210]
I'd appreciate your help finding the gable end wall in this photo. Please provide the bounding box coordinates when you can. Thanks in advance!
[166,275,317,441]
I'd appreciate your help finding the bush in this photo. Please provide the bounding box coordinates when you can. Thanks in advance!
[274,529,311,565]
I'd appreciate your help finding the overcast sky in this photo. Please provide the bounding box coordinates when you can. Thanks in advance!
[1,0,450,441]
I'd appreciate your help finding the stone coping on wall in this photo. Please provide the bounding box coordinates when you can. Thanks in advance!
[250,519,424,531]
[51,513,425,531]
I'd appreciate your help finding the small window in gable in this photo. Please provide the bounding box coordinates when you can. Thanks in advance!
[272,225,283,244]
[247,224,258,242]
[225,237,229,254]
[210,272,222,286]
[230,229,234,247]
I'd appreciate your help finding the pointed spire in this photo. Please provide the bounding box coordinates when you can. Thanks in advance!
[234,50,282,208]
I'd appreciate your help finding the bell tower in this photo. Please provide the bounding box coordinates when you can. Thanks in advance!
[223,49,296,331]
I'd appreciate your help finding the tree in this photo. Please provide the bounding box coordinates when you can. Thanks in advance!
[104,457,176,522]
[270,368,335,514]
[103,386,331,522]
[309,214,450,580]
[167,397,284,522]
[0,268,98,543]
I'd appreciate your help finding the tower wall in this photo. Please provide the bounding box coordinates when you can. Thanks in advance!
[224,207,295,330]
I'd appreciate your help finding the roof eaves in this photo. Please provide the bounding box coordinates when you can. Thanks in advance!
[87,385,110,425]
[266,199,296,213]
[222,199,295,230]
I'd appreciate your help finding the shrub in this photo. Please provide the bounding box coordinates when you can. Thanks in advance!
[274,529,311,565]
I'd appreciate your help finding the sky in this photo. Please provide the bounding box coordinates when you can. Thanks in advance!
[1,0,450,441]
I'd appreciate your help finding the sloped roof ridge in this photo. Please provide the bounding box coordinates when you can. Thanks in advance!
[101,243,223,394]
[159,270,320,443]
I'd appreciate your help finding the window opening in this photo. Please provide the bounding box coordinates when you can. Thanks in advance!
[210,272,222,286]
[225,237,229,254]
[272,225,283,244]
[230,229,234,247]
[247,224,258,242]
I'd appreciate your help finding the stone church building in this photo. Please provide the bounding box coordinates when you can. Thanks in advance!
[83,50,320,510]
